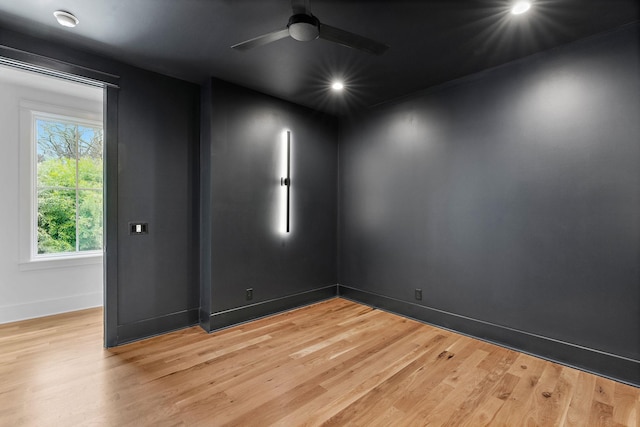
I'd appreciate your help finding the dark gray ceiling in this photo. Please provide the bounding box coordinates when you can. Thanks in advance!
[0,0,637,115]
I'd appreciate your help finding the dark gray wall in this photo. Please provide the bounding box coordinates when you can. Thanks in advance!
[201,78,338,328]
[0,28,200,345]
[115,66,200,339]
[340,24,640,369]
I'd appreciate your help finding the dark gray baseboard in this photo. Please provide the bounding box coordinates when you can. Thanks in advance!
[115,308,200,345]
[204,285,338,332]
[338,285,640,388]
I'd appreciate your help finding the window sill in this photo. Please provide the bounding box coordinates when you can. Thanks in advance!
[19,253,103,271]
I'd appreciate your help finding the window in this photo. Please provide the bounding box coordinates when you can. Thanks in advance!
[35,115,103,256]
[20,101,104,265]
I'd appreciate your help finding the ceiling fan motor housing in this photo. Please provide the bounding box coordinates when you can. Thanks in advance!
[288,14,320,41]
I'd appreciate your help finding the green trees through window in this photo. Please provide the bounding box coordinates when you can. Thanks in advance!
[36,118,103,255]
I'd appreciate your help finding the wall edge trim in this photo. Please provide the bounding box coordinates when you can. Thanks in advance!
[0,292,103,325]
[116,308,200,345]
[205,285,338,332]
[0,44,120,87]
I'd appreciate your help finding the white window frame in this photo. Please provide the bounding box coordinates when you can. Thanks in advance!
[19,100,104,270]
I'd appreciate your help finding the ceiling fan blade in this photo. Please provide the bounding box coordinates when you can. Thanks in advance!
[231,28,290,51]
[319,24,389,55]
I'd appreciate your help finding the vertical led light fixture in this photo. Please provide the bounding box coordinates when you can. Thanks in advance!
[280,130,291,234]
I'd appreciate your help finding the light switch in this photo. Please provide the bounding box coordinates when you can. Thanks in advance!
[129,222,149,235]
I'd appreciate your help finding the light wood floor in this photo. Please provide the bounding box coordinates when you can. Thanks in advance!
[1,298,638,426]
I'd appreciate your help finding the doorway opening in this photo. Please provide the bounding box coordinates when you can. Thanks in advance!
[0,62,106,332]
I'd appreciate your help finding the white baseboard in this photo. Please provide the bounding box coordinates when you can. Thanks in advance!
[0,292,103,324]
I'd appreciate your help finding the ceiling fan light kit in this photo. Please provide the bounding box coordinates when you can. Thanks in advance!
[288,14,320,41]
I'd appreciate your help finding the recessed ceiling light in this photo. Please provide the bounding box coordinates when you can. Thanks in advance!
[331,81,344,91]
[511,1,531,15]
[53,11,79,28]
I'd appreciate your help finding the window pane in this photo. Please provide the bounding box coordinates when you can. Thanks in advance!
[37,157,77,189]
[37,189,76,254]
[36,119,79,160]
[78,190,103,251]
[36,119,77,189]
[78,125,103,189]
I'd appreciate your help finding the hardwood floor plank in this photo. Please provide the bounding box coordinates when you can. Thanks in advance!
[420,350,493,425]
[1,298,638,426]
[589,400,618,427]
[553,366,580,426]
[528,361,564,425]
[612,382,640,426]
[441,349,519,426]
[471,351,548,425]
[565,371,598,427]
[596,375,618,406]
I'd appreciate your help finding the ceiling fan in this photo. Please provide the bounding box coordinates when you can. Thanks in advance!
[231,0,389,55]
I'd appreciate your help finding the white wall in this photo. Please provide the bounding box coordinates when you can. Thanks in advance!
[0,65,104,324]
